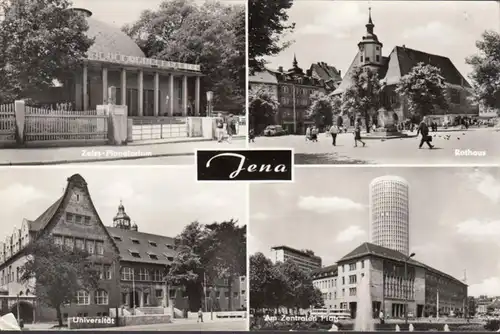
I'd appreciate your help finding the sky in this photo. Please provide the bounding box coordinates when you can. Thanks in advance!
[265,0,499,80]
[73,0,245,27]
[0,167,247,241]
[249,167,500,297]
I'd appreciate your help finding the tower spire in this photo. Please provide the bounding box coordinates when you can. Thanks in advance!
[293,53,298,68]
[366,7,374,34]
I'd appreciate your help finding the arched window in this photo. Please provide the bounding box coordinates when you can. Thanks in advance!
[76,290,90,305]
[94,290,109,305]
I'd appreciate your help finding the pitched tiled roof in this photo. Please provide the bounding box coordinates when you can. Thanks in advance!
[310,62,342,83]
[339,242,465,286]
[106,226,176,266]
[28,196,64,232]
[248,70,278,84]
[312,264,338,278]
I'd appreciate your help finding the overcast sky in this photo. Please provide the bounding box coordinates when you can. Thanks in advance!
[0,167,246,240]
[73,0,244,27]
[249,167,500,297]
[265,0,499,79]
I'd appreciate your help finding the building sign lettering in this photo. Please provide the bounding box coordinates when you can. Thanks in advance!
[87,51,201,72]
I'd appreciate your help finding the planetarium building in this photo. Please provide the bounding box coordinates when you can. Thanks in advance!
[35,8,203,117]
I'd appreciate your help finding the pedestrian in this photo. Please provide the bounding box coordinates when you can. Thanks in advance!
[215,113,224,143]
[226,114,235,144]
[311,126,319,142]
[249,128,255,143]
[329,123,339,146]
[417,120,434,149]
[354,119,366,147]
[197,308,203,323]
[379,310,385,325]
[305,126,312,142]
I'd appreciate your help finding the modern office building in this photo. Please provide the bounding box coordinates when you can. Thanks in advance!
[0,174,245,322]
[312,242,467,319]
[369,176,410,256]
[270,245,322,272]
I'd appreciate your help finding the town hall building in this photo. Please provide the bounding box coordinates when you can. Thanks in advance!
[333,9,477,125]
[0,174,245,323]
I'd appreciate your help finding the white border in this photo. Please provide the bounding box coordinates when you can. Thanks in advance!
[194,147,295,183]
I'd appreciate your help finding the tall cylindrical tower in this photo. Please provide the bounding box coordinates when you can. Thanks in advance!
[369,176,409,255]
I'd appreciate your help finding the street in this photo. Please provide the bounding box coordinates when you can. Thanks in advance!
[0,138,245,165]
[250,128,500,164]
[90,319,247,331]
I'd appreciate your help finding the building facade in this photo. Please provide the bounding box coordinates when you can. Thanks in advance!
[0,174,245,323]
[312,242,467,319]
[369,176,410,256]
[270,246,322,272]
[249,57,341,135]
[25,8,203,117]
[312,265,338,309]
[333,9,477,124]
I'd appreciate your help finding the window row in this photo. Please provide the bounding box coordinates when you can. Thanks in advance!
[54,235,104,256]
[121,267,165,281]
[76,289,109,305]
[112,236,174,250]
[65,212,91,225]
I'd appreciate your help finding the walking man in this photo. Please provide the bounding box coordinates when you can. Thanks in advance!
[329,123,339,146]
[417,120,434,149]
[215,113,224,143]
[197,308,204,323]
[354,119,366,147]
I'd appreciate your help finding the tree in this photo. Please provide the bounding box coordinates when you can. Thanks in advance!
[307,92,336,128]
[204,220,246,311]
[249,85,279,134]
[466,30,500,110]
[248,0,295,73]
[123,0,245,112]
[341,66,382,132]
[396,62,448,121]
[19,235,100,327]
[250,253,279,311]
[0,0,94,104]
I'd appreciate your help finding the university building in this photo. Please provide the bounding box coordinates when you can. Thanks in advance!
[249,58,342,134]
[270,245,322,272]
[332,9,477,125]
[24,8,204,117]
[312,242,467,319]
[0,174,246,323]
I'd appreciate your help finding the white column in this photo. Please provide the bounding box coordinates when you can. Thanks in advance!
[154,72,159,116]
[102,67,108,104]
[138,70,144,116]
[121,68,127,108]
[195,76,200,116]
[83,63,88,111]
[182,75,188,116]
[169,74,175,116]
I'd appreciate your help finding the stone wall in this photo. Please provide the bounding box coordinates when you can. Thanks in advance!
[117,314,172,326]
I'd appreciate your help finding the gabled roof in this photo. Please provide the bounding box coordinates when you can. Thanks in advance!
[28,197,64,232]
[312,264,338,279]
[310,62,342,83]
[339,242,466,286]
[248,70,278,84]
[106,226,176,266]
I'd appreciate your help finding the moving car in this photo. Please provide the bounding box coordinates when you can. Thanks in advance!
[263,125,287,136]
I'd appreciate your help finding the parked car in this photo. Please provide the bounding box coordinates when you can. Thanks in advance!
[263,125,287,136]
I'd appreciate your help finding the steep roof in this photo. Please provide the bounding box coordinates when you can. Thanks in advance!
[28,196,64,232]
[248,70,278,84]
[106,226,176,266]
[310,62,342,83]
[339,242,466,286]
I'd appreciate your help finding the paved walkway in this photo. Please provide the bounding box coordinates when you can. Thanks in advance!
[250,128,500,164]
[0,138,245,165]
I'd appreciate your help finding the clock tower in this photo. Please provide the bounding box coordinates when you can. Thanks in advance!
[358,8,383,69]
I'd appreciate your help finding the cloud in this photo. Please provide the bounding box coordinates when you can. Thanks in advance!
[296,2,365,36]
[0,184,47,209]
[469,277,500,297]
[181,192,231,208]
[456,219,500,239]
[251,212,269,221]
[465,170,500,204]
[336,226,366,243]
[298,196,365,213]
[402,21,458,46]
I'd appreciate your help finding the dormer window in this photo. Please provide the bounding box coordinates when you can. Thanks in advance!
[131,238,140,244]
[148,241,157,247]
[113,236,122,242]
[148,253,158,260]
[128,250,141,258]
[166,244,174,249]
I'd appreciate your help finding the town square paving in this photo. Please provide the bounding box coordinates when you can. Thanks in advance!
[250,128,500,164]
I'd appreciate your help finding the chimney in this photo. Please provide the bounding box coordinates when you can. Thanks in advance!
[278,66,283,72]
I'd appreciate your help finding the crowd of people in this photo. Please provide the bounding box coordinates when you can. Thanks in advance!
[215,113,238,144]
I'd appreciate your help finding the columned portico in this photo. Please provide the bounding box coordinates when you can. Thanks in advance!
[137,70,144,116]
[169,74,175,117]
[154,72,160,116]
[182,75,188,116]
[195,76,200,116]
[121,69,127,112]
[83,63,88,111]
[102,67,108,104]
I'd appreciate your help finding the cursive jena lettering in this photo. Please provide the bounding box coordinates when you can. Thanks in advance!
[205,153,287,179]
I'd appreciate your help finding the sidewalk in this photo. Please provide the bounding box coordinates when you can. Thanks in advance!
[0,138,245,165]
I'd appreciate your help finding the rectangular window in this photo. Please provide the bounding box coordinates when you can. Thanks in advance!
[155,289,163,298]
[349,275,357,284]
[349,263,356,271]
[121,267,133,280]
[349,287,357,296]
[85,240,94,254]
[361,261,365,269]
[66,213,73,223]
[104,265,112,280]
[148,241,157,247]
[131,238,140,244]
[96,241,104,255]
[54,235,63,246]
[64,237,73,250]
[376,55,380,62]
[130,251,141,258]
[75,239,84,250]
[342,277,345,285]
[138,268,150,281]
[75,215,82,224]
[149,254,158,260]
[84,217,91,225]
[365,57,370,62]
[169,289,176,298]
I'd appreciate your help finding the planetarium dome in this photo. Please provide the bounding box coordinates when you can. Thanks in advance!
[73,8,146,58]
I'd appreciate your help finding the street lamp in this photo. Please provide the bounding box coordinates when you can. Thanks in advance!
[404,252,416,325]
[206,91,213,117]
[165,95,170,116]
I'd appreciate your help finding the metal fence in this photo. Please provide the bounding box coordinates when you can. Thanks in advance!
[0,103,16,144]
[131,117,189,141]
[24,107,108,144]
